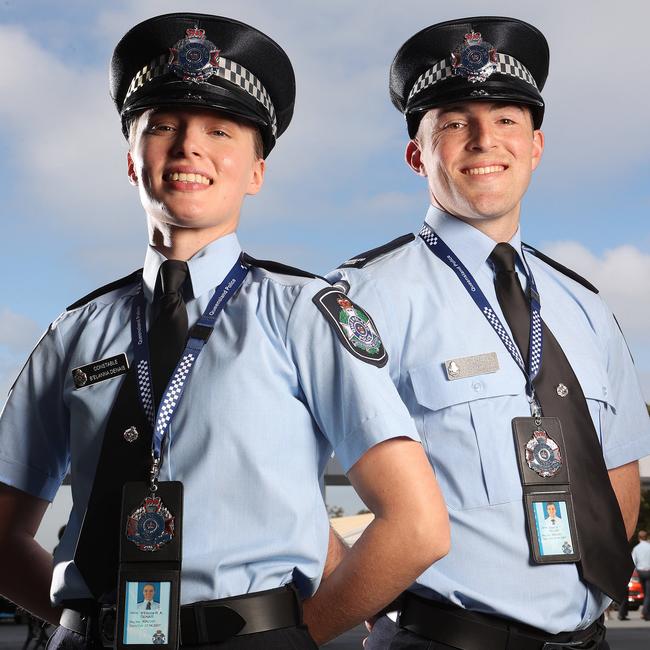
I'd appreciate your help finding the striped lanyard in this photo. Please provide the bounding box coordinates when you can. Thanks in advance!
[419,224,543,413]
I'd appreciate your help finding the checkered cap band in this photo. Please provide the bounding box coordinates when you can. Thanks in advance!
[407,53,538,103]
[125,53,278,137]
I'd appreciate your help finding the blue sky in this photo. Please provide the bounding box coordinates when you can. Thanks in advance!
[1,0,649,416]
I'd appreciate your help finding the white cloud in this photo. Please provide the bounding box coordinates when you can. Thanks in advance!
[542,242,650,341]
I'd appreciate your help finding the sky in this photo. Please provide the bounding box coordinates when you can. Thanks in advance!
[0,1,648,514]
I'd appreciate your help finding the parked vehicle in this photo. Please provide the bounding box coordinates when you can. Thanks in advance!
[627,570,645,611]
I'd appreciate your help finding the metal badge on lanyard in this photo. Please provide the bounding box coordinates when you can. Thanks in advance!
[115,258,249,650]
[418,225,579,565]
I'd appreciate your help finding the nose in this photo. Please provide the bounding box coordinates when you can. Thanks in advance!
[172,123,204,158]
[466,118,496,152]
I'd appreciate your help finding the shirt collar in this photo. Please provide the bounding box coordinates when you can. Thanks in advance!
[143,233,242,302]
[423,205,524,276]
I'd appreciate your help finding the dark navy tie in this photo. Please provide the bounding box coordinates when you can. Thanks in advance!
[148,260,189,406]
[490,242,632,603]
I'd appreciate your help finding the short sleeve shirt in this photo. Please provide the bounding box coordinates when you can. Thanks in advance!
[328,206,650,634]
[0,233,418,605]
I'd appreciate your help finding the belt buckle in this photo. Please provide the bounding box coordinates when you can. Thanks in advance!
[98,606,116,648]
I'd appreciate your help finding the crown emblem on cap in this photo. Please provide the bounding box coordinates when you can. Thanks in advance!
[169,26,221,83]
[451,31,498,83]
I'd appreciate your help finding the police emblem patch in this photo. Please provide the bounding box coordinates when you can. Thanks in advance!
[525,429,563,478]
[312,287,387,367]
[169,27,220,83]
[451,31,498,83]
[126,495,175,552]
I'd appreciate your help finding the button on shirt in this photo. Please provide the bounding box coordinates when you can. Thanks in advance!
[328,206,650,634]
[0,233,418,605]
[632,541,650,571]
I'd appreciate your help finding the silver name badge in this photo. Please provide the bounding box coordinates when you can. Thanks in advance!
[72,353,129,388]
[444,352,499,381]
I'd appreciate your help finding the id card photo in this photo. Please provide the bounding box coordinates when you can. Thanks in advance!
[123,581,171,645]
[533,500,574,557]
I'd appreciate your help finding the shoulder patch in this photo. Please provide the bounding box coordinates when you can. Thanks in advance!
[312,287,388,367]
[242,253,322,280]
[338,233,415,269]
[522,244,598,294]
[66,269,142,311]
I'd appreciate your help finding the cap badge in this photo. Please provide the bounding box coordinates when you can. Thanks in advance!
[169,27,221,83]
[451,32,498,83]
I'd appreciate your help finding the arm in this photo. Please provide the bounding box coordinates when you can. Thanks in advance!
[303,437,450,644]
[608,461,640,539]
[322,525,349,580]
[0,483,62,624]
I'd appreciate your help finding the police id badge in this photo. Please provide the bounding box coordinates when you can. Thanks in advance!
[116,482,183,649]
[512,417,580,565]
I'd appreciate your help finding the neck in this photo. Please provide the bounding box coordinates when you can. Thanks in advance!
[148,220,237,261]
[453,214,519,243]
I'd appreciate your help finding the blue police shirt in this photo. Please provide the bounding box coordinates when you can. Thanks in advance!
[0,232,418,606]
[328,206,650,634]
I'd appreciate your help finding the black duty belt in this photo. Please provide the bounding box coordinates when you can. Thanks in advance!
[399,591,606,650]
[61,585,302,647]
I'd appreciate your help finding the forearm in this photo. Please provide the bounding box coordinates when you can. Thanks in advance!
[0,535,61,624]
[608,461,640,539]
[303,514,443,644]
[322,526,349,580]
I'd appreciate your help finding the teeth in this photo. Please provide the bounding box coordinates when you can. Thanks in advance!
[465,165,505,176]
[167,172,211,184]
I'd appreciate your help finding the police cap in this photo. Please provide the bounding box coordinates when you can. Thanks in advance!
[111,13,295,157]
[390,16,549,136]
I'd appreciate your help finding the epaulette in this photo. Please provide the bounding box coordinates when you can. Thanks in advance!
[522,244,598,294]
[241,253,324,281]
[66,269,142,311]
[338,233,415,269]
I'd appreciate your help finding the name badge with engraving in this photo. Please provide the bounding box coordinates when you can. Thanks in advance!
[72,353,129,388]
[444,352,499,380]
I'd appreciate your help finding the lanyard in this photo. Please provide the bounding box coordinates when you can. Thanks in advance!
[130,257,249,488]
[419,223,543,413]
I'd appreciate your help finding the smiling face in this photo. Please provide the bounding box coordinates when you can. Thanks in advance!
[406,101,544,240]
[143,584,155,601]
[127,107,265,242]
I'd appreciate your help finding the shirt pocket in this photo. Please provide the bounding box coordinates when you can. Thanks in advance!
[408,360,526,509]
[569,353,615,448]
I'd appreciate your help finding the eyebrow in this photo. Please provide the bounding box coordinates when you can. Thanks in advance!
[436,103,526,116]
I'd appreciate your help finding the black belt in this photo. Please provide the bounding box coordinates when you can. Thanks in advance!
[399,591,606,650]
[61,585,302,647]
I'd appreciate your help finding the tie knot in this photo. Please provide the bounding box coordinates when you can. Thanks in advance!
[489,243,518,274]
[159,260,188,297]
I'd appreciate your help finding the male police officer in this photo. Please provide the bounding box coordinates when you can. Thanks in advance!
[0,13,449,649]
[329,16,650,650]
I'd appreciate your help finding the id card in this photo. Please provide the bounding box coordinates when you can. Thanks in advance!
[525,492,580,563]
[116,482,183,650]
[117,570,180,646]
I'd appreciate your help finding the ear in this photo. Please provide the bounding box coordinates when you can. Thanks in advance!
[530,129,544,172]
[405,140,426,176]
[127,152,138,186]
[246,158,265,196]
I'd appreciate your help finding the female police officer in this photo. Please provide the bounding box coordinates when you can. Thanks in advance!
[0,13,449,649]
